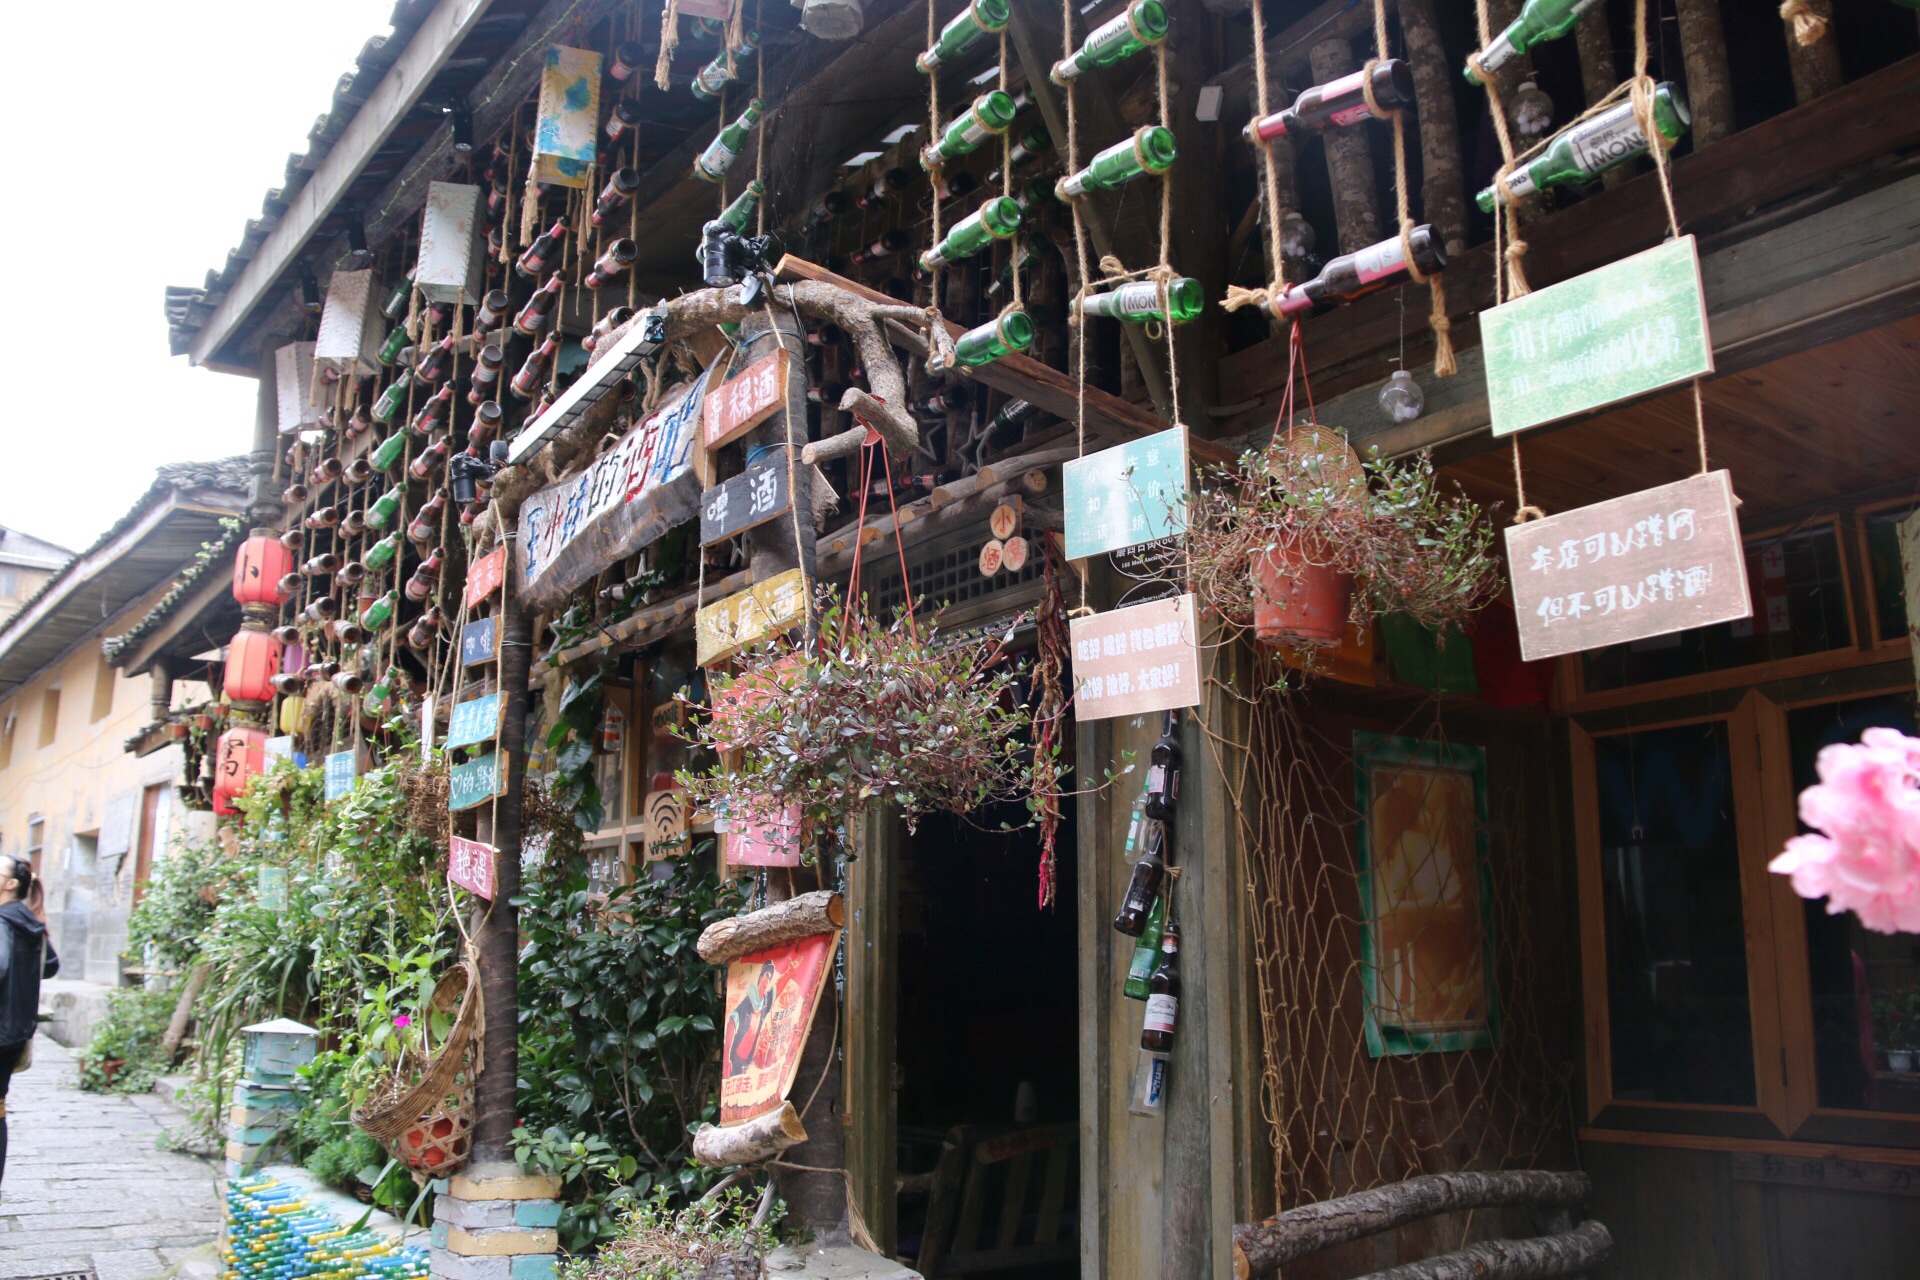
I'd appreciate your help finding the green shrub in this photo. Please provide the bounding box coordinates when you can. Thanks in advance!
[78,985,180,1094]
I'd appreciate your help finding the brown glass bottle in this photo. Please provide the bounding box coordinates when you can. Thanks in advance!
[1112,820,1168,937]
[1245,59,1416,143]
[1265,224,1447,317]
[1140,923,1181,1053]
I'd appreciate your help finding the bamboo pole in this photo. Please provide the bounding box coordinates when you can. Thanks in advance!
[1396,0,1469,255]
[1308,38,1381,252]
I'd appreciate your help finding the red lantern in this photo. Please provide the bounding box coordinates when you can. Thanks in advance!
[213,727,267,815]
[233,531,294,607]
[224,628,283,704]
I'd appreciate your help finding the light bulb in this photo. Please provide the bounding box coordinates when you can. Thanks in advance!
[1509,80,1555,140]
[1379,369,1425,422]
[1280,210,1316,261]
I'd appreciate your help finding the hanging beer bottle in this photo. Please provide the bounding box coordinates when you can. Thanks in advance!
[948,310,1034,368]
[377,324,411,366]
[516,218,570,278]
[303,596,339,623]
[330,619,368,646]
[1140,923,1181,1053]
[1008,126,1052,168]
[858,167,912,208]
[919,196,1023,271]
[1051,1,1170,85]
[693,98,765,183]
[920,90,1018,170]
[407,605,446,650]
[407,491,447,544]
[371,369,414,423]
[359,589,399,631]
[986,234,1042,298]
[1475,82,1691,210]
[1056,125,1177,200]
[361,666,403,719]
[471,289,510,338]
[370,426,412,472]
[1245,60,1415,143]
[381,275,414,320]
[1113,820,1168,937]
[414,333,457,383]
[585,239,638,289]
[365,484,404,530]
[364,531,402,573]
[511,335,559,399]
[1263,224,1447,316]
[304,506,341,532]
[1123,895,1166,1001]
[609,40,647,82]
[605,99,644,146]
[470,400,505,447]
[1465,0,1604,85]
[405,549,445,601]
[1077,278,1206,325]
[513,274,564,336]
[302,552,339,576]
[718,180,766,235]
[336,559,366,587]
[345,405,375,439]
[410,384,454,434]
[583,308,634,353]
[339,502,369,534]
[1144,709,1181,821]
[409,438,451,481]
[592,169,644,226]
[468,342,505,403]
[917,0,1012,72]
[691,30,760,101]
[852,228,912,264]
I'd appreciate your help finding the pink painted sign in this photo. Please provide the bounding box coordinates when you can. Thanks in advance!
[727,802,804,868]
[448,836,496,900]
[465,546,507,611]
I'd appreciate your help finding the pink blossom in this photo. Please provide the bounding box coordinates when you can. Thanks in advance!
[393,1014,412,1028]
[1769,727,1920,934]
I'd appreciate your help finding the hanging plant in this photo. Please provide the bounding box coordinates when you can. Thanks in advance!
[676,591,1033,843]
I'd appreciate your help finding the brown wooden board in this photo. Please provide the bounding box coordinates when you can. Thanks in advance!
[1068,593,1203,721]
[703,349,789,452]
[459,616,499,667]
[1504,471,1752,661]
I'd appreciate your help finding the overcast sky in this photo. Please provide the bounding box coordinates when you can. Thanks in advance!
[0,0,401,554]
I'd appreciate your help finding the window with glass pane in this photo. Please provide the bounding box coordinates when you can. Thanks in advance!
[585,840,622,895]
[1582,523,1852,692]
[1594,721,1757,1105]
[1862,504,1916,645]
[1787,692,1920,1114]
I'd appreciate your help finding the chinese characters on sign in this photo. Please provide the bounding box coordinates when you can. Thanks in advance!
[460,617,498,666]
[1503,470,1751,662]
[720,932,837,1125]
[446,692,504,751]
[448,837,496,901]
[449,751,508,811]
[1483,236,1713,438]
[1067,593,1203,721]
[695,568,809,666]
[465,546,507,611]
[703,349,790,451]
[1062,425,1189,561]
[700,458,791,546]
[324,749,358,801]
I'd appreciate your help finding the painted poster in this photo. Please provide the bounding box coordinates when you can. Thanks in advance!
[1354,734,1497,1056]
[531,46,602,188]
[448,836,496,901]
[725,800,804,868]
[720,932,838,1125]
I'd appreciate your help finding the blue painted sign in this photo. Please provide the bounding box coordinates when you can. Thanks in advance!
[446,691,504,751]
[324,750,357,801]
[460,617,498,667]
[450,751,507,812]
[1062,425,1188,561]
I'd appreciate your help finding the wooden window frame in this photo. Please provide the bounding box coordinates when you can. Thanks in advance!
[1854,496,1918,652]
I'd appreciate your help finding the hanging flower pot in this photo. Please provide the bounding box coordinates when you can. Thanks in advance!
[352,960,482,1177]
[166,721,190,741]
[193,712,216,732]
[1253,538,1352,648]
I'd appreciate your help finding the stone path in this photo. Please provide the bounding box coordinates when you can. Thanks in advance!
[0,1036,224,1280]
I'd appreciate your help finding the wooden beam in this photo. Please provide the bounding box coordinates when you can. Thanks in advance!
[113,572,235,679]
[189,0,503,367]
[1214,0,1376,99]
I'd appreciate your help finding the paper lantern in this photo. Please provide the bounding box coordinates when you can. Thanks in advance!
[224,629,283,704]
[531,46,603,188]
[213,726,268,815]
[274,342,322,434]
[416,182,485,306]
[232,532,295,607]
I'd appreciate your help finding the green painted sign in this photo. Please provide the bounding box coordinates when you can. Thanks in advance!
[324,750,358,801]
[450,750,507,812]
[446,691,503,750]
[1483,234,1713,438]
[1062,425,1188,561]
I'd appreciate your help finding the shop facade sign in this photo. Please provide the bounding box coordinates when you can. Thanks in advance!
[703,349,789,451]
[460,616,498,666]
[465,546,506,610]
[448,836,496,901]
[450,750,507,811]
[700,457,791,546]
[1068,592,1203,721]
[1063,425,1188,561]
[446,691,503,750]
[1503,469,1751,661]
[695,568,809,666]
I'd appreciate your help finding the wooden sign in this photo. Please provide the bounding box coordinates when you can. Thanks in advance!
[1483,235,1713,438]
[1068,592,1203,721]
[447,836,496,901]
[979,540,1004,576]
[1002,535,1029,573]
[531,46,602,188]
[449,751,508,811]
[465,546,507,611]
[446,691,504,751]
[324,749,358,801]
[695,568,809,666]
[726,801,804,868]
[460,616,499,666]
[703,348,790,451]
[642,788,689,861]
[257,866,289,914]
[721,932,837,1125]
[1063,425,1188,561]
[989,501,1021,541]
[1504,470,1751,662]
[700,457,792,546]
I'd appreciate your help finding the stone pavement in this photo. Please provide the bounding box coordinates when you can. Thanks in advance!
[1,1035,224,1280]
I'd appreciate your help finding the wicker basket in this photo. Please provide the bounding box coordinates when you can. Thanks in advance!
[352,958,484,1176]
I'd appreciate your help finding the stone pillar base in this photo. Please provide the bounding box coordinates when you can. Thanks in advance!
[430,1162,564,1280]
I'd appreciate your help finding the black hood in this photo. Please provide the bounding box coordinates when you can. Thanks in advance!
[0,900,46,938]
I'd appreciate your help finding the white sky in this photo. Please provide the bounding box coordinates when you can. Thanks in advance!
[0,0,402,554]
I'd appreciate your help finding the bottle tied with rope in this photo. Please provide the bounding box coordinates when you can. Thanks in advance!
[1056,125,1177,200]
[916,0,1011,73]
[694,99,766,183]
[1465,0,1606,85]
[920,89,1018,170]
[1245,59,1416,142]
[1051,0,1170,85]
[1259,224,1447,318]
[1077,277,1206,326]
[1476,83,1691,211]
[918,195,1023,271]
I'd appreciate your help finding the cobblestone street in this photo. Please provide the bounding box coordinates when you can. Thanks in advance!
[1,1036,223,1280]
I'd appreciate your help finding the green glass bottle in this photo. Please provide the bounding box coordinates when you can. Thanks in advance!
[920,90,1018,170]
[950,310,1034,368]
[1123,894,1166,1001]
[1475,82,1691,211]
[365,485,404,530]
[1051,1,1170,85]
[693,98,765,183]
[371,370,413,424]
[381,275,414,320]
[364,532,402,572]
[719,179,766,234]
[1464,0,1604,85]
[1056,125,1177,200]
[376,325,410,367]
[1078,277,1205,325]
[370,428,412,472]
[361,666,402,718]
[917,0,1012,73]
[359,589,399,631]
[919,196,1023,271]
[691,30,760,101]
[1009,125,1052,167]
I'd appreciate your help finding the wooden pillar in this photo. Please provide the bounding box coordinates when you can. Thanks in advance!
[1396,0,1470,255]
[1674,0,1735,146]
[1783,3,1842,104]
[1902,509,1920,703]
[843,805,899,1253]
[1310,37,1382,252]
[149,657,173,724]
[1572,3,1627,189]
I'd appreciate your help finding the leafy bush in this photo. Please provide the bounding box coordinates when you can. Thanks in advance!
[78,986,180,1094]
[559,1186,778,1280]
[125,834,225,972]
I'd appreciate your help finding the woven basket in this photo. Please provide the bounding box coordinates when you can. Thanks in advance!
[352,958,484,1176]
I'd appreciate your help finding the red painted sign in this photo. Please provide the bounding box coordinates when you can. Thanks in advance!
[703,349,789,451]
[726,801,804,868]
[464,546,507,611]
[448,836,496,901]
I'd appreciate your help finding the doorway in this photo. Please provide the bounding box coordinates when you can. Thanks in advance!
[892,800,1079,1280]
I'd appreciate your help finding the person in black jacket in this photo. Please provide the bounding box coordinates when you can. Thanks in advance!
[0,853,59,1187]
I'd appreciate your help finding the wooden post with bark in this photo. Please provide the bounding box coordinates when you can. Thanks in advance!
[1674,0,1735,147]
[1782,2,1842,104]
[1310,37,1382,253]
[1396,0,1469,256]
[1572,3,1626,189]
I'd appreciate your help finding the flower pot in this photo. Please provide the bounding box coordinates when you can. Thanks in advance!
[193,713,215,732]
[167,722,190,741]
[100,1058,127,1085]
[1253,542,1351,647]
[1381,613,1479,695]
[1890,1049,1917,1073]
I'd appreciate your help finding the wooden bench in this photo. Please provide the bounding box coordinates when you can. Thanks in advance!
[902,1122,1078,1277]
